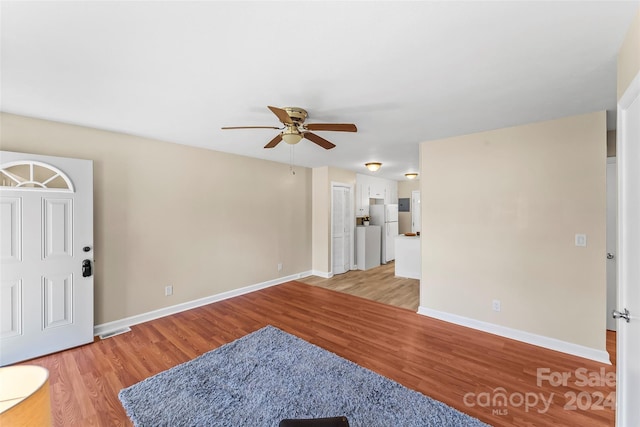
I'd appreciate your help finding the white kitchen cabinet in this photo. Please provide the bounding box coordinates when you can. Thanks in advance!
[368,176,386,199]
[355,174,370,217]
[356,174,399,216]
[356,183,368,217]
[355,183,362,216]
[385,180,398,204]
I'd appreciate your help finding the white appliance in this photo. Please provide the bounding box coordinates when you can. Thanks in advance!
[356,225,381,270]
[369,204,399,263]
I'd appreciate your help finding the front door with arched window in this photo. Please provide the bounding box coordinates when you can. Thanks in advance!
[0,151,94,366]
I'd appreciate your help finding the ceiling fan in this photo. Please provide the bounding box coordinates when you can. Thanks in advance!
[222,106,357,150]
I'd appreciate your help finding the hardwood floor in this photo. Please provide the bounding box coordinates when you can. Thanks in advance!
[19,281,615,426]
[299,262,420,311]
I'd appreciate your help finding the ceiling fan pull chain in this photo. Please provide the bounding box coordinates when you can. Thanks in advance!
[290,145,296,175]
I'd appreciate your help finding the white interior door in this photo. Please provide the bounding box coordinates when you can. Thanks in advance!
[0,151,94,366]
[615,72,640,427]
[411,190,421,233]
[332,185,351,275]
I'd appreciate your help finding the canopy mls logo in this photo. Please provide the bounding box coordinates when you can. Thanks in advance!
[463,387,554,415]
[463,368,616,416]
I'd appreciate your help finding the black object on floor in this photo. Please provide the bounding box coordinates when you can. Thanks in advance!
[279,416,350,427]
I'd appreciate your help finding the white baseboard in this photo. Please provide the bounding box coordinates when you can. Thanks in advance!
[94,271,312,337]
[296,270,313,279]
[311,270,333,279]
[417,306,611,365]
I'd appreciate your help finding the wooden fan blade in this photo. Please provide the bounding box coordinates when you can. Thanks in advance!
[264,133,283,148]
[268,106,293,125]
[304,132,336,150]
[221,126,281,130]
[305,123,357,132]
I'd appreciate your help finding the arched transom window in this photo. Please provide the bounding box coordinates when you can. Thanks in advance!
[0,161,75,192]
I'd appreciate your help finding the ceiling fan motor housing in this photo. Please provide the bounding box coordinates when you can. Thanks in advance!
[283,107,307,143]
[283,107,308,124]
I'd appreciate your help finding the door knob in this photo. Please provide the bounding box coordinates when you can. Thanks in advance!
[607,252,615,259]
[612,308,631,323]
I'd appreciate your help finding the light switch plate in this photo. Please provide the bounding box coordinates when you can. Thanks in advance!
[575,234,587,247]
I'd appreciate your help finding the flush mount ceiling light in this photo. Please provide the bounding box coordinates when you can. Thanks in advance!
[365,162,382,172]
[405,173,418,180]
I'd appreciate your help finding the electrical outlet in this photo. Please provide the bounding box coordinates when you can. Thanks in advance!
[165,285,173,296]
[575,234,587,247]
[492,299,501,312]
[277,263,283,272]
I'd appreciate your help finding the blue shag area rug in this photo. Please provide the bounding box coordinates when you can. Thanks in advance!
[119,325,489,426]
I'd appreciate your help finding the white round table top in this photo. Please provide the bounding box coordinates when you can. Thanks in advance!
[0,365,49,414]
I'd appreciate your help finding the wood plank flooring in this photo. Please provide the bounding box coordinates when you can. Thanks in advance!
[18,281,615,427]
[299,262,420,311]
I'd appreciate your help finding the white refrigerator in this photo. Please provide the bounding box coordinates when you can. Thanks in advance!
[369,204,399,264]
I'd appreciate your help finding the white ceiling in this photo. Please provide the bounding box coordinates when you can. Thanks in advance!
[1,1,638,181]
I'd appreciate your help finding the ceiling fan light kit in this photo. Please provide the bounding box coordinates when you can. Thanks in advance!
[365,162,382,172]
[282,129,303,145]
[405,173,418,179]
[222,106,357,151]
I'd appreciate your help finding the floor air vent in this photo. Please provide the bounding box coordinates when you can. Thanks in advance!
[99,327,132,340]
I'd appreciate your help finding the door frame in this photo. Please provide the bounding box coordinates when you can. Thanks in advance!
[615,70,640,427]
[606,157,617,331]
[330,181,355,275]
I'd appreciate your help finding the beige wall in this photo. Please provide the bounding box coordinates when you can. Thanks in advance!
[312,167,330,273]
[607,130,616,157]
[419,111,607,351]
[617,9,640,100]
[398,179,420,234]
[0,113,312,325]
[311,166,356,274]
